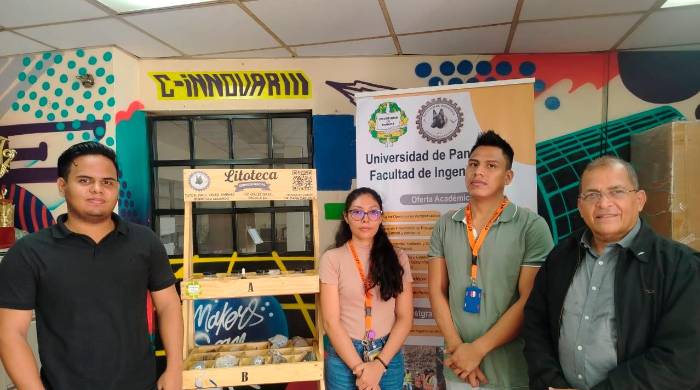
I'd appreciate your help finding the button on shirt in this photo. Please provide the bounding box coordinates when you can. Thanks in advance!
[558,219,641,390]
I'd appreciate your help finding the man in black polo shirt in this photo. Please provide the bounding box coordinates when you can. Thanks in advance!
[0,142,183,390]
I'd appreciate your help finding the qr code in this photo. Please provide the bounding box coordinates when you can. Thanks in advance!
[292,170,313,191]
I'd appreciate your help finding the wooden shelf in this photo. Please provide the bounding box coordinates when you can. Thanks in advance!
[183,341,322,388]
[183,360,323,388]
[180,169,324,390]
[181,272,320,300]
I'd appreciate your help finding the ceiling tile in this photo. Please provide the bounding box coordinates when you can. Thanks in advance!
[520,0,655,20]
[511,15,640,53]
[124,4,278,55]
[294,38,396,57]
[0,32,53,57]
[386,0,516,34]
[619,7,700,49]
[399,25,510,55]
[0,0,108,28]
[246,0,388,45]
[17,18,180,57]
[193,47,292,58]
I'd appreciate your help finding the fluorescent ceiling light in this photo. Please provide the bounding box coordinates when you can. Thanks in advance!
[95,0,216,13]
[661,0,700,8]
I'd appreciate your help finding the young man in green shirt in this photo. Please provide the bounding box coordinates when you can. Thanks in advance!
[428,131,553,389]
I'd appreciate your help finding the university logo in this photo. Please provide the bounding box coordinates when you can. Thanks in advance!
[188,171,210,191]
[416,97,464,143]
[368,102,408,146]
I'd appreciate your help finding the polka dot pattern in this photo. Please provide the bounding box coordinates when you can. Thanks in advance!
[545,96,561,110]
[415,62,432,78]
[440,61,455,76]
[428,77,443,86]
[413,57,558,110]
[12,49,117,141]
[476,61,492,76]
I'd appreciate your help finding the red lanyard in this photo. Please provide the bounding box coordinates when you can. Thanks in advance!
[348,240,375,340]
[465,198,509,283]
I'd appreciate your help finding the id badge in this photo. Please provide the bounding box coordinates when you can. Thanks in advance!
[362,340,382,362]
[464,285,481,313]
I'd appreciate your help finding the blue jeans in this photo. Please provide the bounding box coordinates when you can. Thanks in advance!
[325,336,405,390]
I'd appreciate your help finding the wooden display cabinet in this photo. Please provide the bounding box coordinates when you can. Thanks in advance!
[179,168,324,389]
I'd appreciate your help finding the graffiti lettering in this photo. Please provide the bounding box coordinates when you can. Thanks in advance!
[152,74,174,97]
[195,331,248,345]
[149,71,311,100]
[194,299,265,337]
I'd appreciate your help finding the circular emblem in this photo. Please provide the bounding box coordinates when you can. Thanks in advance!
[416,97,464,143]
[184,281,201,299]
[188,171,210,191]
[368,101,408,146]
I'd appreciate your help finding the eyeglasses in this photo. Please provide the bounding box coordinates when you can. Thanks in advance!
[347,209,383,221]
[579,188,638,203]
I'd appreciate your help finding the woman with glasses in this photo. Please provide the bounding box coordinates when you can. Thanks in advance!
[320,187,413,390]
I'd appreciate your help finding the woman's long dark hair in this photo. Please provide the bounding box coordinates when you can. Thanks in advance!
[334,187,404,301]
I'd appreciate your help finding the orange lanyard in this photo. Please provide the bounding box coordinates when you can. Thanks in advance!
[465,198,509,284]
[348,241,375,340]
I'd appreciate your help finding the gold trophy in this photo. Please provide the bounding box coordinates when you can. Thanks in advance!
[0,136,17,249]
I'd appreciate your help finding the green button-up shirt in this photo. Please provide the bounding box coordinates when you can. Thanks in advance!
[429,202,554,389]
[559,219,641,389]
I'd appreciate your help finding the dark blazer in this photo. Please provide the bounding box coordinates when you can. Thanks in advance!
[523,220,700,390]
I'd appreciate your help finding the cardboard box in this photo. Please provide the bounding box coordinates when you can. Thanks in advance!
[631,120,699,250]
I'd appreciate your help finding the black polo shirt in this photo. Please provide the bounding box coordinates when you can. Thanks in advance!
[0,213,176,390]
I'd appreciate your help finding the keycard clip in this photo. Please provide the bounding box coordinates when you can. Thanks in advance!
[464,285,481,313]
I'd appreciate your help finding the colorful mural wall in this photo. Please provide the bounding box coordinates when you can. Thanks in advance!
[0,48,146,225]
[1,47,699,388]
[136,53,696,247]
